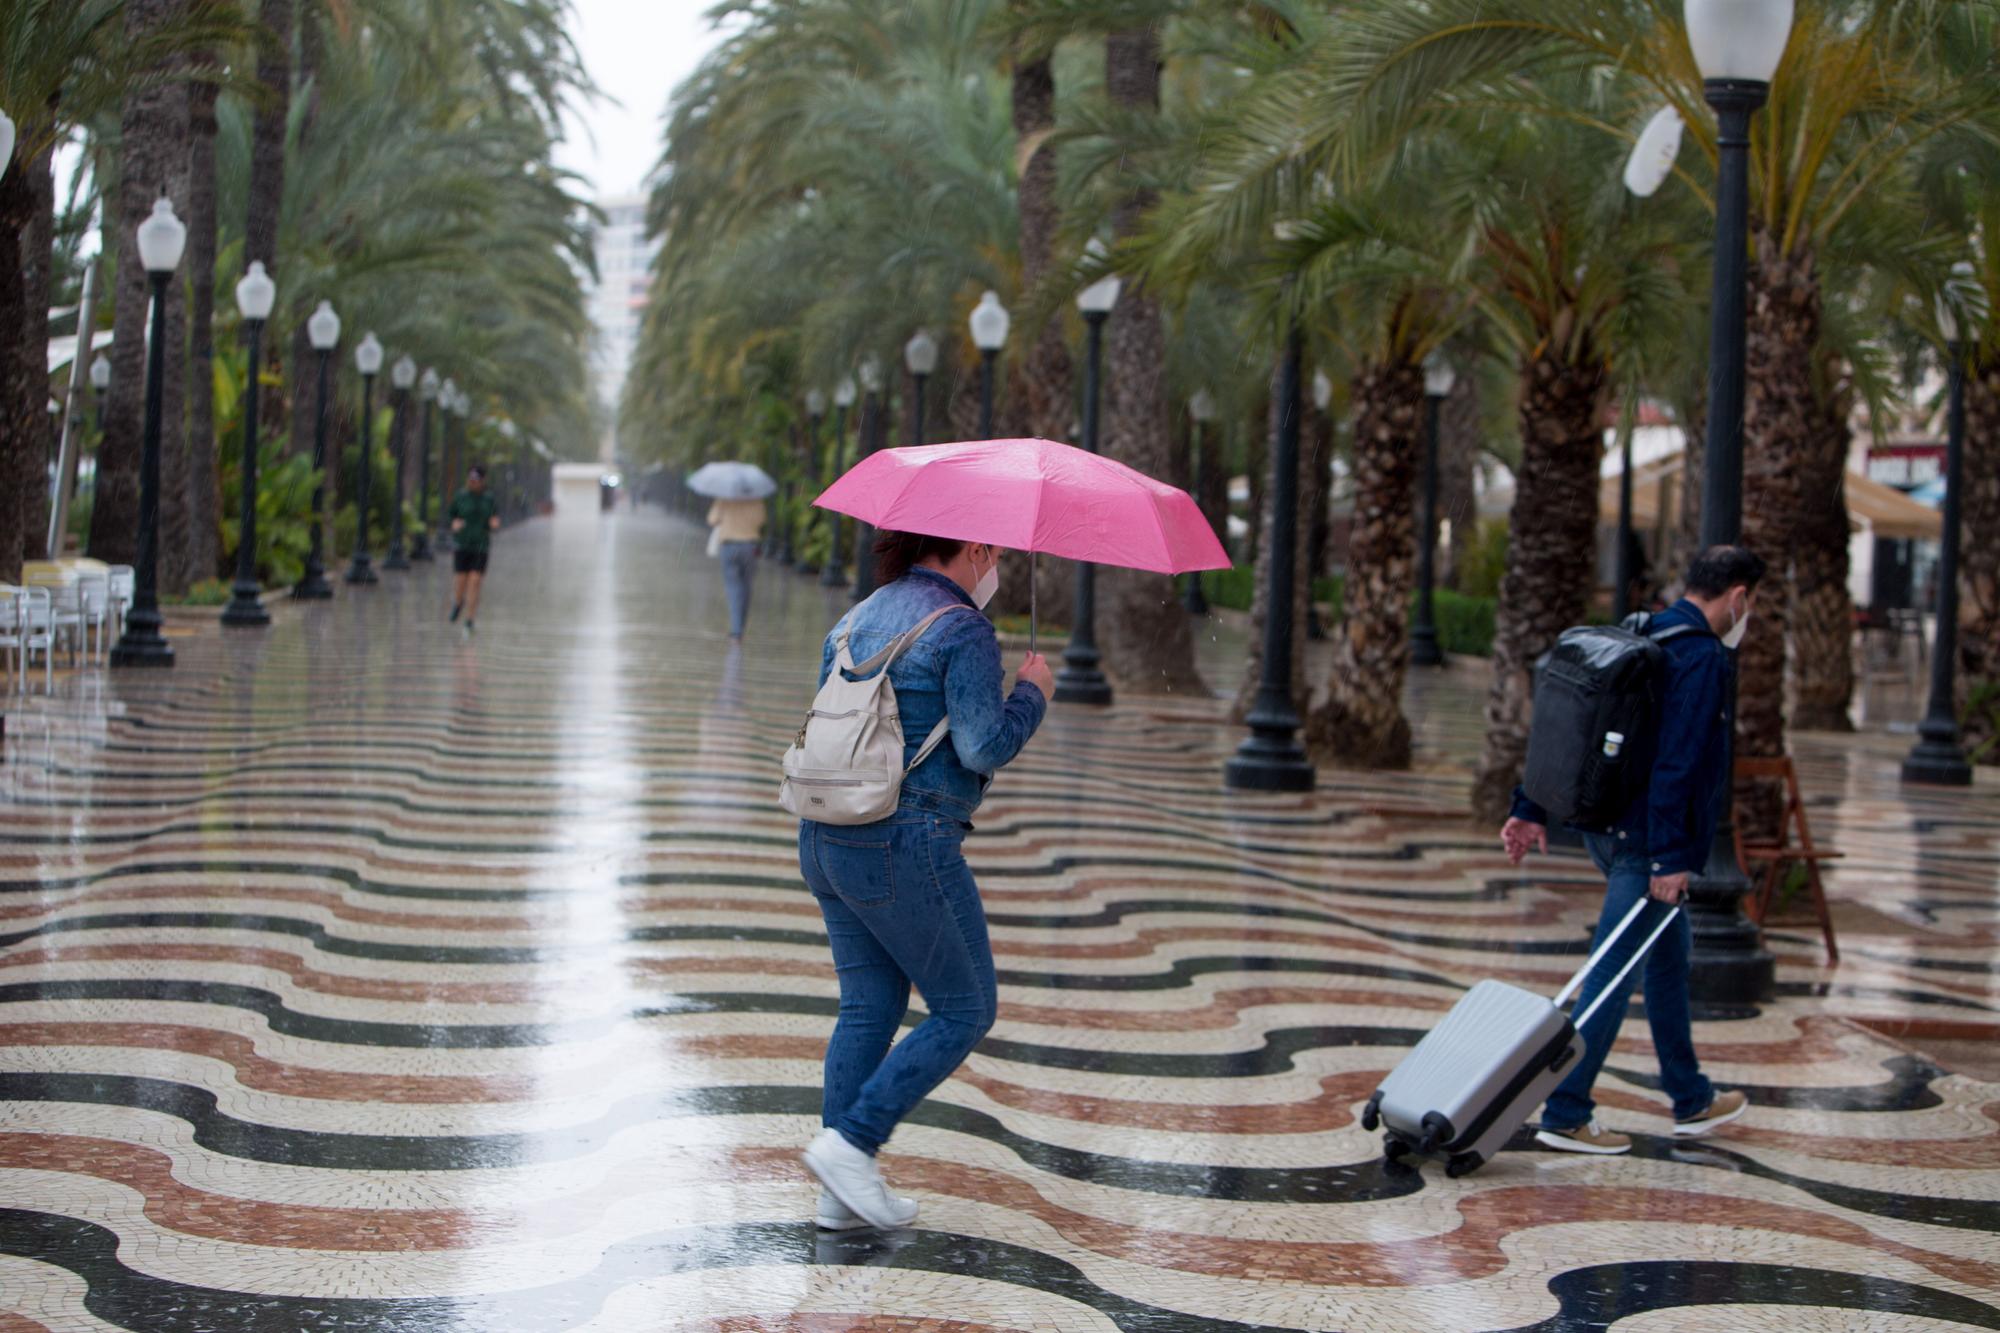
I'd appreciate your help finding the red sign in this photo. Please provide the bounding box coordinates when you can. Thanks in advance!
[1868,443,1945,486]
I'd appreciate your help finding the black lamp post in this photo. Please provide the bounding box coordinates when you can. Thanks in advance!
[905,329,937,451]
[293,301,339,600]
[382,355,416,571]
[1410,353,1454,667]
[345,332,384,585]
[221,261,277,627]
[110,196,185,669]
[1613,404,1638,620]
[797,389,825,570]
[1225,323,1316,791]
[1903,291,1975,787]
[852,356,884,602]
[1054,259,1120,706]
[1183,389,1217,615]
[438,381,461,552]
[1685,0,1792,1008]
[410,368,439,561]
[822,376,855,586]
[970,291,1010,437]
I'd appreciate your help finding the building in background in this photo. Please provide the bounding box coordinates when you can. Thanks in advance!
[585,193,657,464]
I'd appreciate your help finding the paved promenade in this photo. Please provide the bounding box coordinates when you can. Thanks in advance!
[1,507,1995,1331]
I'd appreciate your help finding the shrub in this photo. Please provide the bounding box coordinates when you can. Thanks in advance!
[1456,519,1509,599]
[1189,566,1497,656]
[172,578,230,607]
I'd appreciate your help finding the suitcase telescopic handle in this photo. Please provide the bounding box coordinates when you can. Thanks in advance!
[1553,897,1682,1030]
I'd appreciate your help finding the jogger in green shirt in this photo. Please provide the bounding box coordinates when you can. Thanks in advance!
[447,465,502,634]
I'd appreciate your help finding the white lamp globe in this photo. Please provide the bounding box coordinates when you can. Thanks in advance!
[1077,239,1121,315]
[391,355,417,391]
[441,378,458,408]
[1623,107,1686,199]
[307,300,341,351]
[1685,0,1794,84]
[234,261,276,321]
[355,332,384,377]
[1312,369,1333,412]
[1189,388,1217,423]
[0,110,15,175]
[419,368,440,400]
[833,376,857,409]
[136,197,188,274]
[805,388,827,416]
[904,330,939,377]
[1423,352,1457,399]
[859,356,882,393]
[91,356,111,391]
[969,291,1011,351]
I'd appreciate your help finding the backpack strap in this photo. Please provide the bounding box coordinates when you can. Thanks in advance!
[1650,623,1715,645]
[847,604,976,679]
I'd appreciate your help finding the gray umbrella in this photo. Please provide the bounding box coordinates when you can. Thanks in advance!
[687,461,777,500]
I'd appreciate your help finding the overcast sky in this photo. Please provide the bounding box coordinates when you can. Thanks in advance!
[553,0,729,203]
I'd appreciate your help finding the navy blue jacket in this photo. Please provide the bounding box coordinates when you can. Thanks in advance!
[1512,599,1731,876]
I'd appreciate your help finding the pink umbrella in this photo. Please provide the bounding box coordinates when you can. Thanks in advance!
[814,437,1230,650]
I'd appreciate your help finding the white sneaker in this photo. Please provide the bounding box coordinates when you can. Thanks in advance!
[816,1187,918,1231]
[803,1128,910,1230]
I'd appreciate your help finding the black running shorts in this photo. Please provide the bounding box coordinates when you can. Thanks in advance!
[453,549,489,575]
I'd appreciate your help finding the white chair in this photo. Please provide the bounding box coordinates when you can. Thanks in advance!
[76,577,112,664]
[107,565,135,642]
[48,580,86,668]
[0,592,21,694]
[11,589,54,695]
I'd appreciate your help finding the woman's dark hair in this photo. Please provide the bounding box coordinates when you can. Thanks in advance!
[1684,544,1768,597]
[874,530,966,586]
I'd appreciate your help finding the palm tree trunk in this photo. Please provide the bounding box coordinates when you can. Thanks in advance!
[285,4,327,459]
[996,52,1073,626]
[1439,373,1479,589]
[185,74,224,582]
[1309,355,1422,768]
[0,140,53,581]
[1737,232,1817,836]
[1098,24,1202,694]
[1789,370,1855,732]
[1662,393,1706,601]
[1958,351,2000,764]
[155,71,195,598]
[1304,386,1335,609]
[1471,348,1607,822]
[1234,354,1313,722]
[90,0,189,565]
[247,0,291,439]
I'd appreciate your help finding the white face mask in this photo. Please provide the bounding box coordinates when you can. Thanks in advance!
[1722,599,1751,650]
[971,548,1000,611]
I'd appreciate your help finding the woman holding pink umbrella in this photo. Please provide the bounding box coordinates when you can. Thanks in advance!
[799,528,1053,1231]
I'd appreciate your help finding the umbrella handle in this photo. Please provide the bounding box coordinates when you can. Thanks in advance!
[1030,550,1038,658]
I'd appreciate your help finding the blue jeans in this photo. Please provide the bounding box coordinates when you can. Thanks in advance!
[1541,834,1713,1130]
[800,810,997,1155]
[720,541,757,636]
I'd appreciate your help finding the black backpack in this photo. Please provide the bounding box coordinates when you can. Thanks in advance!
[1520,614,1714,826]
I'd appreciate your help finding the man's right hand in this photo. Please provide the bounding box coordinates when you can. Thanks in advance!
[1017,653,1055,700]
[1501,817,1547,866]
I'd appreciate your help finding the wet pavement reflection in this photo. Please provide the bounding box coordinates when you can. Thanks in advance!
[0,506,1995,1331]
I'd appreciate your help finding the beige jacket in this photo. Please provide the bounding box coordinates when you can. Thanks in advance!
[707,499,767,543]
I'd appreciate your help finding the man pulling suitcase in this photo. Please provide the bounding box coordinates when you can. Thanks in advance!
[1500,544,1766,1153]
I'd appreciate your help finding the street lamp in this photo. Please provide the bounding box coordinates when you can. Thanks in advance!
[381,356,416,570]
[799,388,826,569]
[0,110,14,176]
[345,332,384,584]
[1183,389,1217,615]
[1226,321,1316,791]
[1410,352,1454,667]
[852,356,884,601]
[1903,287,1976,786]
[110,197,186,668]
[904,329,938,446]
[822,376,856,586]
[1054,251,1121,705]
[1306,369,1335,642]
[970,291,1010,437]
[90,351,110,437]
[438,380,459,552]
[293,300,339,600]
[221,261,277,627]
[1685,0,1792,1007]
[411,367,439,561]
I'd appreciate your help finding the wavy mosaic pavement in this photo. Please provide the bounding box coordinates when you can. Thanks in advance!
[2,510,1997,1332]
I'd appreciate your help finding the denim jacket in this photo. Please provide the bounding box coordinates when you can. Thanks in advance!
[818,568,1047,820]
[1512,598,1732,876]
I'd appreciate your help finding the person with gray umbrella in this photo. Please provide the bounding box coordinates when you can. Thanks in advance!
[692,461,775,641]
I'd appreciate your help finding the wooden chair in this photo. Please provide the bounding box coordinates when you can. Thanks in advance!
[1733,754,1840,963]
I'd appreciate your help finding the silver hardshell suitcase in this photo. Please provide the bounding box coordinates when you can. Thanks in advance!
[1361,898,1680,1177]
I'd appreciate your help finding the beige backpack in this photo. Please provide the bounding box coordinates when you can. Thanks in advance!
[780,603,973,824]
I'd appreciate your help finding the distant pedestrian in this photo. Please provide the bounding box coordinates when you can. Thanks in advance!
[797,531,1053,1230]
[707,496,766,641]
[1502,544,1766,1153]
[448,464,501,636]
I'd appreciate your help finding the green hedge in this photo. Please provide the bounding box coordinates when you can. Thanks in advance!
[1186,569,1498,657]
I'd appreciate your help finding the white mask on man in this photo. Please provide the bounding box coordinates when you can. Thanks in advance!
[972,547,1000,611]
[1722,599,1751,650]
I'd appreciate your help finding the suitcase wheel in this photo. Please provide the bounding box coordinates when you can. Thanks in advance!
[1382,1134,1412,1163]
[1445,1152,1483,1179]
[1359,1094,1381,1133]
